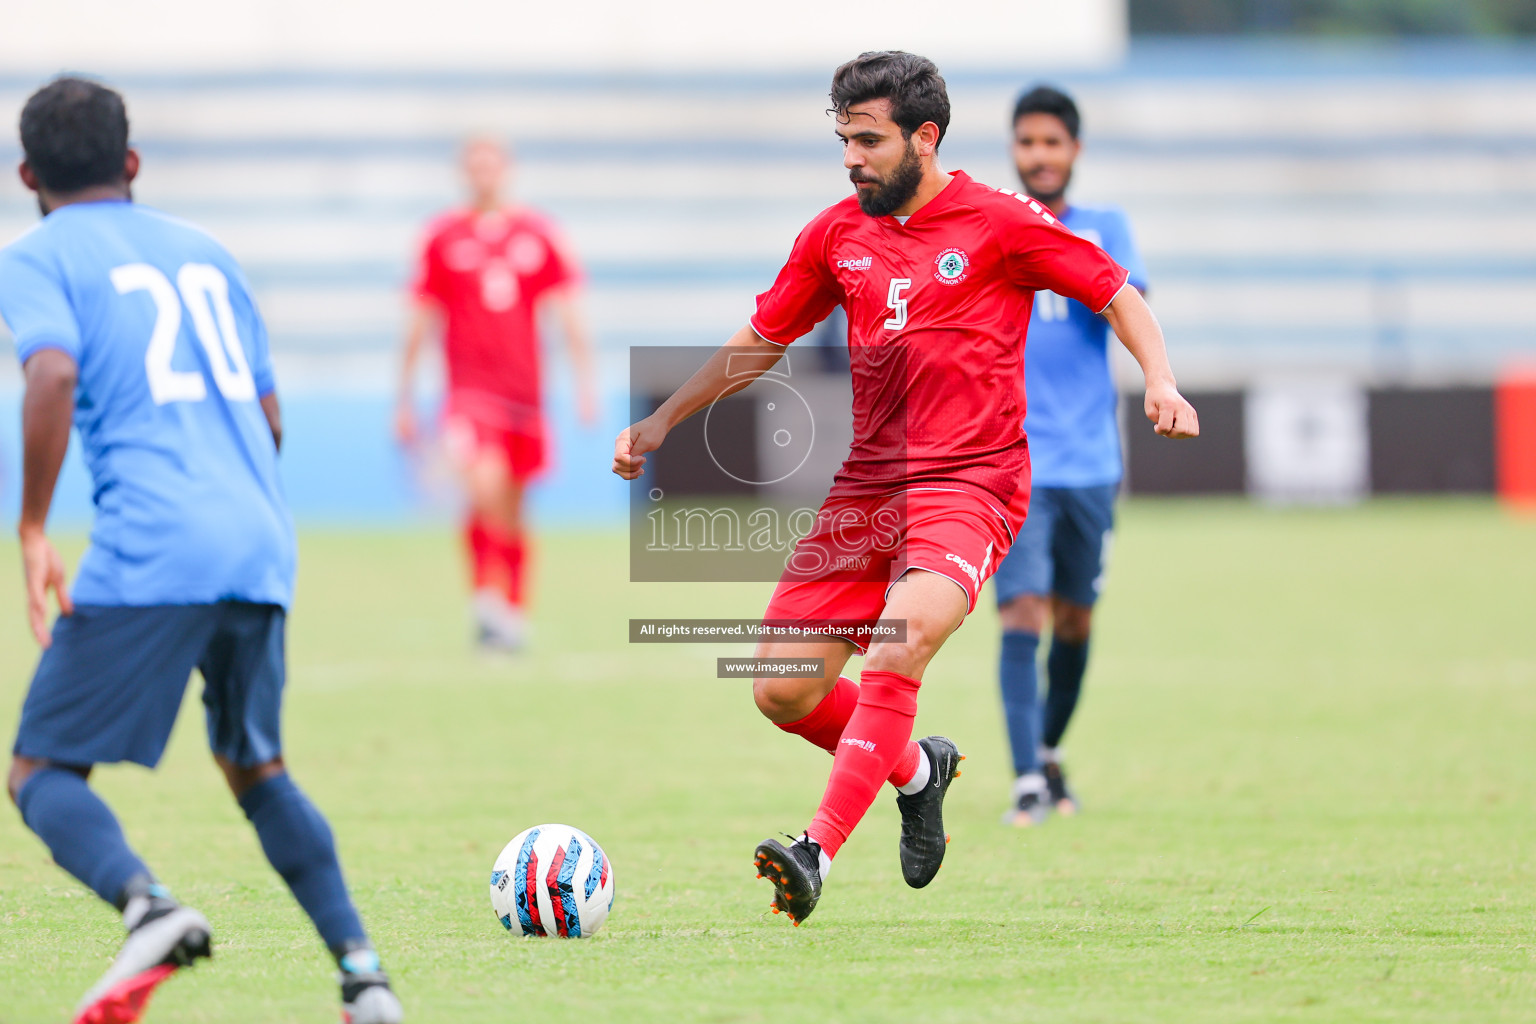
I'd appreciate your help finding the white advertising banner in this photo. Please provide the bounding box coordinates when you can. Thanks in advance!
[1245,380,1370,504]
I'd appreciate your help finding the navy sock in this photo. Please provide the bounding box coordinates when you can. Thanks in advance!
[16,767,152,907]
[1042,637,1090,749]
[999,630,1042,777]
[238,773,367,956]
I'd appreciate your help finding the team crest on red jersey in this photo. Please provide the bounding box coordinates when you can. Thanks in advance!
[933,247,970,285]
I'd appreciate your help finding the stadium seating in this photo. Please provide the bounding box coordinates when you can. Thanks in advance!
[2,42,1532,515]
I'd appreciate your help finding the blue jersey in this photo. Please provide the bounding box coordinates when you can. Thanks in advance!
[1023,204,1148,487]
[0,200,295,607]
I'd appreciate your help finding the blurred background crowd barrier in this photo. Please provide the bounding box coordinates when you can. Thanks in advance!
[3,0,1535,524]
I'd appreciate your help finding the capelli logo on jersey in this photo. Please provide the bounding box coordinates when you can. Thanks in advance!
[933,247,970,285]
[944,551,981,586]
[836,256,873,271]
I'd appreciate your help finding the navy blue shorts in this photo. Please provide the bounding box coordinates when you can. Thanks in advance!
[13,602,286,769]
[993,484,1118,608]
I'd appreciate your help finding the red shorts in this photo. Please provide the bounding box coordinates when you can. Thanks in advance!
[443,405,547,481]
[761,488,1015,652]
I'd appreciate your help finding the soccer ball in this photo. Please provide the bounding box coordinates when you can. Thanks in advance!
[489,824,615,938]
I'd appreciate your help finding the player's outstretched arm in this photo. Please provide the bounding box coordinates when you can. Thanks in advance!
[548,286,600,428]
[612,325,785,480]
[394,301,438,446]
[18,349,77,647]
[1102,287,1200,440]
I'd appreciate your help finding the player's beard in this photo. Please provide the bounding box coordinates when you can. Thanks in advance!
[1020,164,1072,207]
[851,138,924,218]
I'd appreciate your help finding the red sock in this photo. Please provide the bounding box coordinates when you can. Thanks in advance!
[501,530,528,607]
[465,516,497,591]
[805,669,921,858]
[887,736,922,789]
[776,677,923,787]
[775,677,859,753]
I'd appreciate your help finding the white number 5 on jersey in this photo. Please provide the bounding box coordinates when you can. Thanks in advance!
[111,262,257,405]
[883,278,912,331]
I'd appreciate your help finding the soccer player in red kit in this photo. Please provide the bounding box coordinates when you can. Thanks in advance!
[613,52,1199,924]
[398,137,597,650]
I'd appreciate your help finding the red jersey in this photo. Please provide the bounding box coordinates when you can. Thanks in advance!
[413,207,579,429]
[750,170,1128,532]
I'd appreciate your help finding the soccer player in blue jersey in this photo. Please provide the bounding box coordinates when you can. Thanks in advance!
[994,86,1150,827]
[1,79,402,1024]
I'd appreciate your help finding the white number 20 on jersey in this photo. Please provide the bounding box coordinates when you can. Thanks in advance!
[111,262,257,405]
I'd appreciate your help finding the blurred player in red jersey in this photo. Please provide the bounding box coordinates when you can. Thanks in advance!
[614,52,1199,924]
[398,137,597,650]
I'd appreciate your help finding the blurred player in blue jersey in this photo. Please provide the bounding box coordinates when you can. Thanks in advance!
[0,79,402,1024]
[994,86,1150,827]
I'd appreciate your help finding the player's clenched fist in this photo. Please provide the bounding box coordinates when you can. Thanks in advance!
[1144,381,1200,439]
[613,416,666,479]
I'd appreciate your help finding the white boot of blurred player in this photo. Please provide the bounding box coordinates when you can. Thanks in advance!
[473,588,526,652]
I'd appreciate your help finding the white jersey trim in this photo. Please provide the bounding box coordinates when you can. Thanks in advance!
[747,317,793,347]
[1095,279,1132,316]
[886,564,976,612]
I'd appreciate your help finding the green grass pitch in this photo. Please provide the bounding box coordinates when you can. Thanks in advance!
[2,499,1534,1022]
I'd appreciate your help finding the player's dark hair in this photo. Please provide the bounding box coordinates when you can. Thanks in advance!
[19,77,130,193]
[1012,85,1080,139]
[830,51,951,146]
